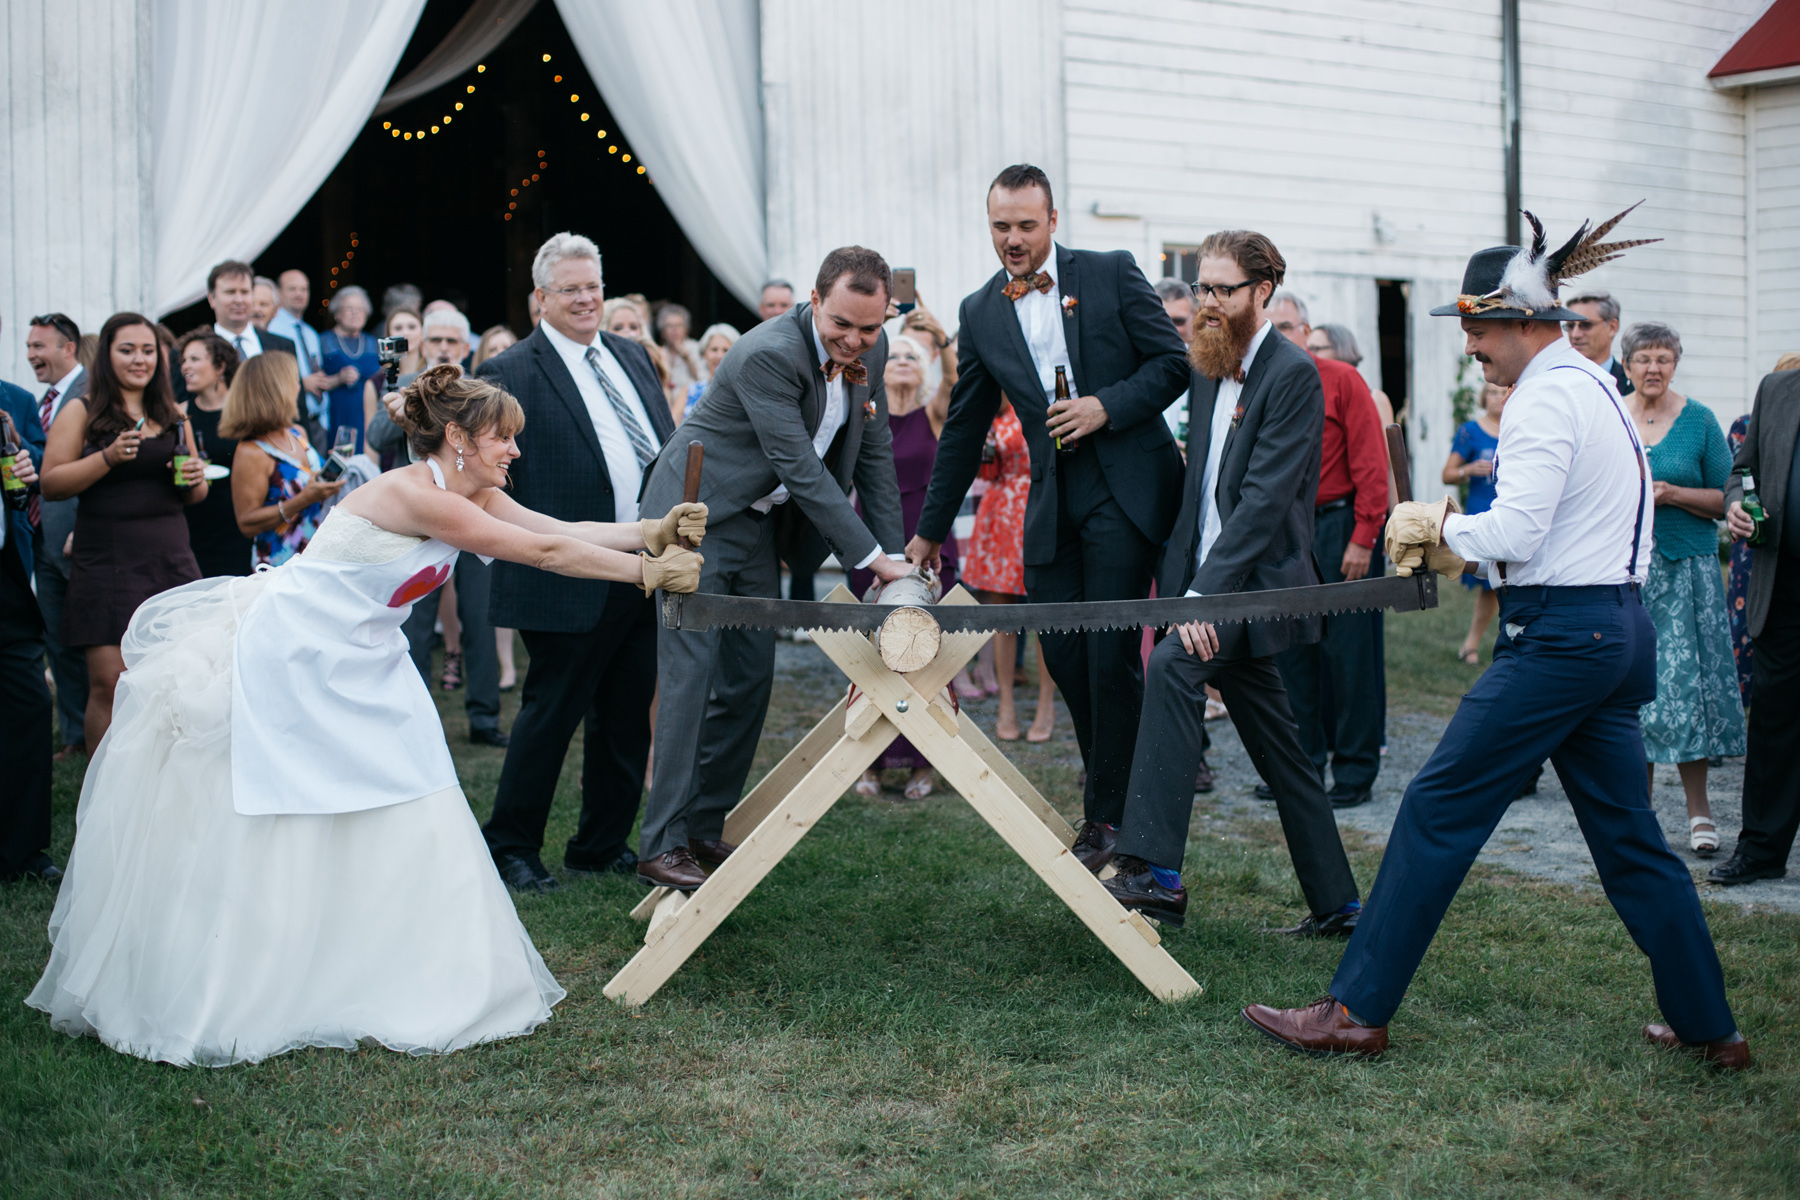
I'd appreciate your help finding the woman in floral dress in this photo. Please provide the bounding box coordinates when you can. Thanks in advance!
[225,354,342,567]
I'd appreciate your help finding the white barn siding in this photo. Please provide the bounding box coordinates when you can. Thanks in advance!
[0,0,154,388]
[1750,82,1800,377]
[759,0,1064,330]
[1057,0,1764,494]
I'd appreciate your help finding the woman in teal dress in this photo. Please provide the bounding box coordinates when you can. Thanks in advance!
[1623,322,1744,857]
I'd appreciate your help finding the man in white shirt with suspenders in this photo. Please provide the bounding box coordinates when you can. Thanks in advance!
[1245,211,1749,1069]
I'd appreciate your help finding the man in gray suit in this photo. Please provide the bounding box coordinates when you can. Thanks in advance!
[636,247,910,890]
[1100,231,1360,936]
[1716,366,1800,886]
[23,313,88,757]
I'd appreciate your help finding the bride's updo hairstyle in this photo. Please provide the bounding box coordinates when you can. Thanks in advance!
[397,363,525,458]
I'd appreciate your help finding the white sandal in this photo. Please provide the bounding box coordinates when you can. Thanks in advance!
[853,772,881,798]
[1689,815,1720,858]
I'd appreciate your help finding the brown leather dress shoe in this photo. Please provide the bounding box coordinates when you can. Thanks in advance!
[1642,1024,1753,1070]
[1242,996,1389,1057]
[1071,820,1117,873]
[637,846,708,891]
[689,838,736,868]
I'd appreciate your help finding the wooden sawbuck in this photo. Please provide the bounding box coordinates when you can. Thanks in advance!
[603,583,1201,1007]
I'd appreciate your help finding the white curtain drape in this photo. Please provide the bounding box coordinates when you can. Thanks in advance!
[376,0,539,116]
[151,0,428,315]
[555,0,767,309]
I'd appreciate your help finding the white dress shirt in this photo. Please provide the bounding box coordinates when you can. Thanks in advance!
[751,321,884,569]
[216,322,263,359]
[42,364,84,427]
[539,320,662,524]
[1441,339,1652,587]
[1013,246,1076,402]
[1190,319,1274,588]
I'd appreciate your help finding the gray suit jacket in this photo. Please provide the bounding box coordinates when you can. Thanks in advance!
[640,302,903,568]
[1724,368,1800,639]
[37,369,88,578]
[1159,329,1325,659]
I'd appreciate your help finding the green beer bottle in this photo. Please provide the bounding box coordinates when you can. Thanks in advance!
[171,419,192,489]
[0,412,27,512]
[1739,469,1768,548]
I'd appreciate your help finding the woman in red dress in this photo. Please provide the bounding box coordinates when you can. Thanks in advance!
[960,398,1056,742]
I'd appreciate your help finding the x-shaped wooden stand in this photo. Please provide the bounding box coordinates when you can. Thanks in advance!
[603,585,1201,1007]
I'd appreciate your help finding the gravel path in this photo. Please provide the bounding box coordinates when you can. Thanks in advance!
[775,632,1797,914]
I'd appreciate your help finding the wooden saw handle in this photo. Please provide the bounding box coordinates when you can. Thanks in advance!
[679,441,704,549]
[1385,423,1412,510]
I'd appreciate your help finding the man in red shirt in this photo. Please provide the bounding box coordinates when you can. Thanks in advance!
[1268,293,1390,807]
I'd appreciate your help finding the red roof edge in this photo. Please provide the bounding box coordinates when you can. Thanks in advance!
[1710,0,1800,77]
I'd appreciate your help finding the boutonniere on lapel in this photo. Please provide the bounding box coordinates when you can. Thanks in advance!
[1061,295,1078,318]
[1231,402,1245,431]
[864,397,876,420]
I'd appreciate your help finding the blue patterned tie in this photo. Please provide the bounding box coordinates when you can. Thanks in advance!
[586,346,659,468]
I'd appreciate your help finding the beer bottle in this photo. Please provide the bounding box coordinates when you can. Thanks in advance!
[1053,365,1075,453]
[171,419,193,489]
[0,411,27,512]
[1740,469,1768,548]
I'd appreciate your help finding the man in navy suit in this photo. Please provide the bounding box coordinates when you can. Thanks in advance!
[911,165,1189,868]
[0,354,58,883]
[476,232,678,893]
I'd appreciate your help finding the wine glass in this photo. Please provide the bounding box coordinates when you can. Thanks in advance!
[331,425,358,463]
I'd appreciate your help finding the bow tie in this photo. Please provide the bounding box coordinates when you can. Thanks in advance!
[821,358,867,386]
[1002,271,1054,301]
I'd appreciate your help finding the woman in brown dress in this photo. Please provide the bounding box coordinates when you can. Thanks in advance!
[41,313,207,749]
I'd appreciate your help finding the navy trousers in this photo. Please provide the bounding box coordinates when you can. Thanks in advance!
[1331,584,1736,1043]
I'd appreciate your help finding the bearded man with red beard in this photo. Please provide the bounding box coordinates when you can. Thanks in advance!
[1100,230,1362,936]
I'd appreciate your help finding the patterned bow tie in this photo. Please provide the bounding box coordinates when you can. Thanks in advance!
[1001,271,1054,301]
[821,359,867,386]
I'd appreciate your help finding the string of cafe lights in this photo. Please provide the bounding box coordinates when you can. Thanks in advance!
[318,233,360,312]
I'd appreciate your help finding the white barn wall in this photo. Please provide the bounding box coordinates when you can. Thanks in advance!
[1749,82,1800,378]
[760,0,1064,331]
[1,0,154,389]
[1056,0,1763,494]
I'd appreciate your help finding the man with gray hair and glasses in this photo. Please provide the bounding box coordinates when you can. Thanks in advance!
[1563,289,1632,396]
[474,231,681,894]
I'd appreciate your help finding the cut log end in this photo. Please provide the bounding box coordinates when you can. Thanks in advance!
[874,605,942,673]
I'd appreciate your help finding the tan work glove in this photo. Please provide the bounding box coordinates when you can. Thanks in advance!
[641,502,708,555]
[640,544,703,595]
[1385,496,1462,577]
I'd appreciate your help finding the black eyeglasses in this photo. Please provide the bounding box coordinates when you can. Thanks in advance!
[1190,280,1257,302]
[30,313,80,344]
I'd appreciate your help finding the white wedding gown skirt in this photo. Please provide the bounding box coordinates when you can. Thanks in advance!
[27,567,566,1067]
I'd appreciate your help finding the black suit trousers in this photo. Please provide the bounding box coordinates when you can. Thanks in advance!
[1738,553,1800,869]
[1117,634,1359,916]
[1275,504,1383,792]
[482,586,657,869]
[0,546,52,876]
[1024,448,1158,821]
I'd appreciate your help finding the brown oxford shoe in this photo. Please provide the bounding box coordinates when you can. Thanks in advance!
[1071,820,1117,873]
[689,838,736,868]
[1642,1024,1753,1070]
[637,846,708,891]
[1242,996,1389,1057]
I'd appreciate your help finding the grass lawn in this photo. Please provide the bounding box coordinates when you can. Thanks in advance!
[3,584,1795,1198]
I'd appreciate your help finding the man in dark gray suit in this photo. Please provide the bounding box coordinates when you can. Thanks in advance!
[1100,230,1360,936]
[637,247,910,890]
[909,165,1189,866]
[23,313,88,757]
[1716,366,1800,885]
[477,232,679,893]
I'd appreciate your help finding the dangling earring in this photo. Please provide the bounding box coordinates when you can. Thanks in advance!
[455,444,465,472]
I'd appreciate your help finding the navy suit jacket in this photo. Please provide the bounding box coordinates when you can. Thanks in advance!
[1,380,44,580]
[916,245,1190,565]
[1161,330,1325,659]
[479,326,675,633]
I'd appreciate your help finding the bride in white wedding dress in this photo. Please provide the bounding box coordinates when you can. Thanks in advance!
[28,365,706,1067]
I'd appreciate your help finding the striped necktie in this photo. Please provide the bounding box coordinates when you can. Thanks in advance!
[585,346,659,468]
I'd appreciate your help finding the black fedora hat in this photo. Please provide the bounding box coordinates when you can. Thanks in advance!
[1430,205,1658,322]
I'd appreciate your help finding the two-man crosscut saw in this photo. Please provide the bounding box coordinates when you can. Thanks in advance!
[660,423,1436,634]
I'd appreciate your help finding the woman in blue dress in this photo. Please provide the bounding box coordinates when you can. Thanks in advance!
[318,286,380,453]
[1441,381,1507,663]
[1623,322,1744,858]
